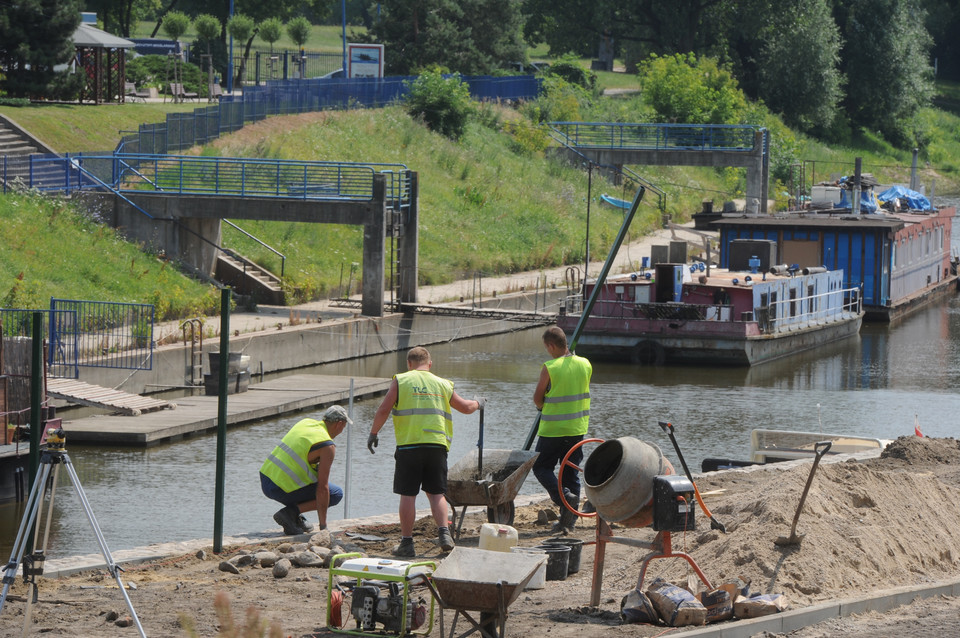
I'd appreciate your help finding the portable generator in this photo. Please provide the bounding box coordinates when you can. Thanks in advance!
[350,580,427,634]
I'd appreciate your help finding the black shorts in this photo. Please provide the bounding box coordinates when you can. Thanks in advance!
[393,445,448,496]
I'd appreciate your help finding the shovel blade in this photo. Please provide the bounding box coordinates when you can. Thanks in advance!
[774,532,805,547]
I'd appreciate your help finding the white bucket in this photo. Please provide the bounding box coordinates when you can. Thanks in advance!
[478,523,518,552]
[510,546,547,590]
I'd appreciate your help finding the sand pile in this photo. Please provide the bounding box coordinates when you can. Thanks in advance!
[649,437,960,606]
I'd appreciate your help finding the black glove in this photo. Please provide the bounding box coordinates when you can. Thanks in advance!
[367,432,379,454]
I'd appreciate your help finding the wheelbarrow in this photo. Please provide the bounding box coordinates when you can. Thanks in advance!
[445,404,538,538]
[428,547,545,638]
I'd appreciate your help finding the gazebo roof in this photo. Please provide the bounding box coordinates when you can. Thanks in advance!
[74,23,134,49]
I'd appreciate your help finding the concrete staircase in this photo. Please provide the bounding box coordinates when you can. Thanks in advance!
[0,115,61,190]
[215,253,285,305]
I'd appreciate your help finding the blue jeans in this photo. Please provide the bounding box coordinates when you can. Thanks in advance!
[532,435,583,507]
[260,472,343,508]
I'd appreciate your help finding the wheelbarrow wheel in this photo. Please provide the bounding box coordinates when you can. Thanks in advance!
[487,501,515,525]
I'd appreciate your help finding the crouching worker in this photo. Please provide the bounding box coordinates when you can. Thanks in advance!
[260,405,352,535]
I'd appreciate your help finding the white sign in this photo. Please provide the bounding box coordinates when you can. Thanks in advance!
[348,44,384,79]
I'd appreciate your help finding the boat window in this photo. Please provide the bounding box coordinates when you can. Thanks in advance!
[769,292,778,319]
[807,284,815,313]
[789,288,797,317]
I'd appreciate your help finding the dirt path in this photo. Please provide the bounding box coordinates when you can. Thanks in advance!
[2,437,959,637]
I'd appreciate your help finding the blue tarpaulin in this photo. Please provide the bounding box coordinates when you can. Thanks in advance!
[837,188,880,213]
[876,185,932,211]
[600,194,631,209]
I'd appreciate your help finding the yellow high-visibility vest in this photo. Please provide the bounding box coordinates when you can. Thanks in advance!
[259,418,332,493]
[539,354,591,437]
[392,370,454,449]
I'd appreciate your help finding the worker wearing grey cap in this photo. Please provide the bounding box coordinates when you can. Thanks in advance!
[259,404,352,535]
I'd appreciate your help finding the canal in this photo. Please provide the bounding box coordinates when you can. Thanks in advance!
[2,292,958,561]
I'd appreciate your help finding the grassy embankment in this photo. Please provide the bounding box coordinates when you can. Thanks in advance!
[2,75,960,318]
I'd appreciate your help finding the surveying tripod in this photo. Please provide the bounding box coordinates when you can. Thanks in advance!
[0,428,146,637]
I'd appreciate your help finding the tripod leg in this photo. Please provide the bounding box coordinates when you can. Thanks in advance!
[22,462,61,630]
[61,456,147,638]
[0,461,52,615]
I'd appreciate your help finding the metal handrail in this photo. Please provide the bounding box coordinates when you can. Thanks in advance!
[547,122,762,152]
[222,220,286,278]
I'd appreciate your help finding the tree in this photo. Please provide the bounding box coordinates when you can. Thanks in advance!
[286,16,311,78]
[0,0,83,98]
[227,14,256,87]
[369,0,527,75]
[161,10,190,41]
[639,53,747,125]
[751,0,845,134]
[405,69,474,139]
[87,0,159,38]
[259,17,283,54]
[194,14,221,88]
[835,0,935,145]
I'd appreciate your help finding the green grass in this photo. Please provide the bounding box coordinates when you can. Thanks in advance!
[0,193,218,319]
[0,103,197,152]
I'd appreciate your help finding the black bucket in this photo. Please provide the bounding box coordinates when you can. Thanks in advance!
[542,538,583,574]
[536,544,570,581]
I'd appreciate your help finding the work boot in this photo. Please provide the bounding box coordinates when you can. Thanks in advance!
[296,514,313,534]
[438,527,456,552]
[392,537,416,558]
[273,505,302,535]
[555,488,579,532]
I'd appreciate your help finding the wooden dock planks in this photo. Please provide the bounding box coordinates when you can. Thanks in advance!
[58,374,390,446]
[47,378,174,416]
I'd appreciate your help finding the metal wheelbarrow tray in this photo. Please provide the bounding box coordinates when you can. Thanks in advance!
[430,547,545,638]
[445,449,538,531]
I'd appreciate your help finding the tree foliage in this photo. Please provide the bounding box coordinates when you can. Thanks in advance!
[639,53,747,125]
[0,0,83,98]
[369,0,526,75]
[405,69,475,139]
[286,16,312,49]
[162,10,191,40]
[259,17,283,53]
[835,0,935,145]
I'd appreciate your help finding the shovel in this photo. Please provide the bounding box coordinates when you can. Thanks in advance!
[775,440,832,547]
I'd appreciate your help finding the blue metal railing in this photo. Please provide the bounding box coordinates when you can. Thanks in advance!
[547,122,762,151]
[3,153,413,210]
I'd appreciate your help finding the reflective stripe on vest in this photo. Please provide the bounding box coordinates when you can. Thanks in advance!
[392,370,454,448]
[259,418,331,493]
[539,354,591,437]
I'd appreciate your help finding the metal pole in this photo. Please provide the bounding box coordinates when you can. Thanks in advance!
[29,312,42,490]
[585,163,592,281]
[213,287,230,553]
[227,0,234,93]
[344,378,355,518]
[341,0,348,75]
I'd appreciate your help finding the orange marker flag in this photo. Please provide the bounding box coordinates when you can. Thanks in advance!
[914,414,923,437]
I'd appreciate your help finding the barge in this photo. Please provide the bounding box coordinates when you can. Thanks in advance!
[557,262,863,366]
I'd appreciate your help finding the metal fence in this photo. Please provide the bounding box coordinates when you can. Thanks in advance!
[0,300,155,378]
[547,122,762,151]
[114,75,541,156]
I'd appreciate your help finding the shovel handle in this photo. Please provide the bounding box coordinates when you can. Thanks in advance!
[659,421,726,533]
[787,440,833,533]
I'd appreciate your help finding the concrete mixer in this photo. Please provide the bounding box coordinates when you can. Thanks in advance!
[557,424,725,606]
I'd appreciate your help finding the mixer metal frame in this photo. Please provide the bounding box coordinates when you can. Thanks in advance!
[557,438,713,606]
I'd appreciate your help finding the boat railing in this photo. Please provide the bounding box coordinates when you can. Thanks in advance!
[758,285,863,334]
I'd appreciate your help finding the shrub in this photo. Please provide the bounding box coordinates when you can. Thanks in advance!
[404,70,475,140]
[639,53,747,124]
[127,55,203,95]
[546,55,597,94]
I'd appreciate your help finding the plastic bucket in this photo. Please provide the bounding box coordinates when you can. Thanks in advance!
[510,546,547,589]
[536,544,570,581]
[583,437,674,529]
[542,538,583,574]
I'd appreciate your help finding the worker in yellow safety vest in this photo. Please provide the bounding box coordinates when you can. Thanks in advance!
[367,346,481,557]
[533,325,592,534]
[260,404,352,535]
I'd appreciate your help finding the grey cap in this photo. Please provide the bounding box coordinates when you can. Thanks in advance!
[323,405,353,424]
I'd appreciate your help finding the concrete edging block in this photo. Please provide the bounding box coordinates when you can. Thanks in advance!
[779,601,839,632]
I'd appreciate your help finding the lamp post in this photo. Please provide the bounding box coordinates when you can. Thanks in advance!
[584,162,593,281]
[227,0,234,93]
[342,0,347,76]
